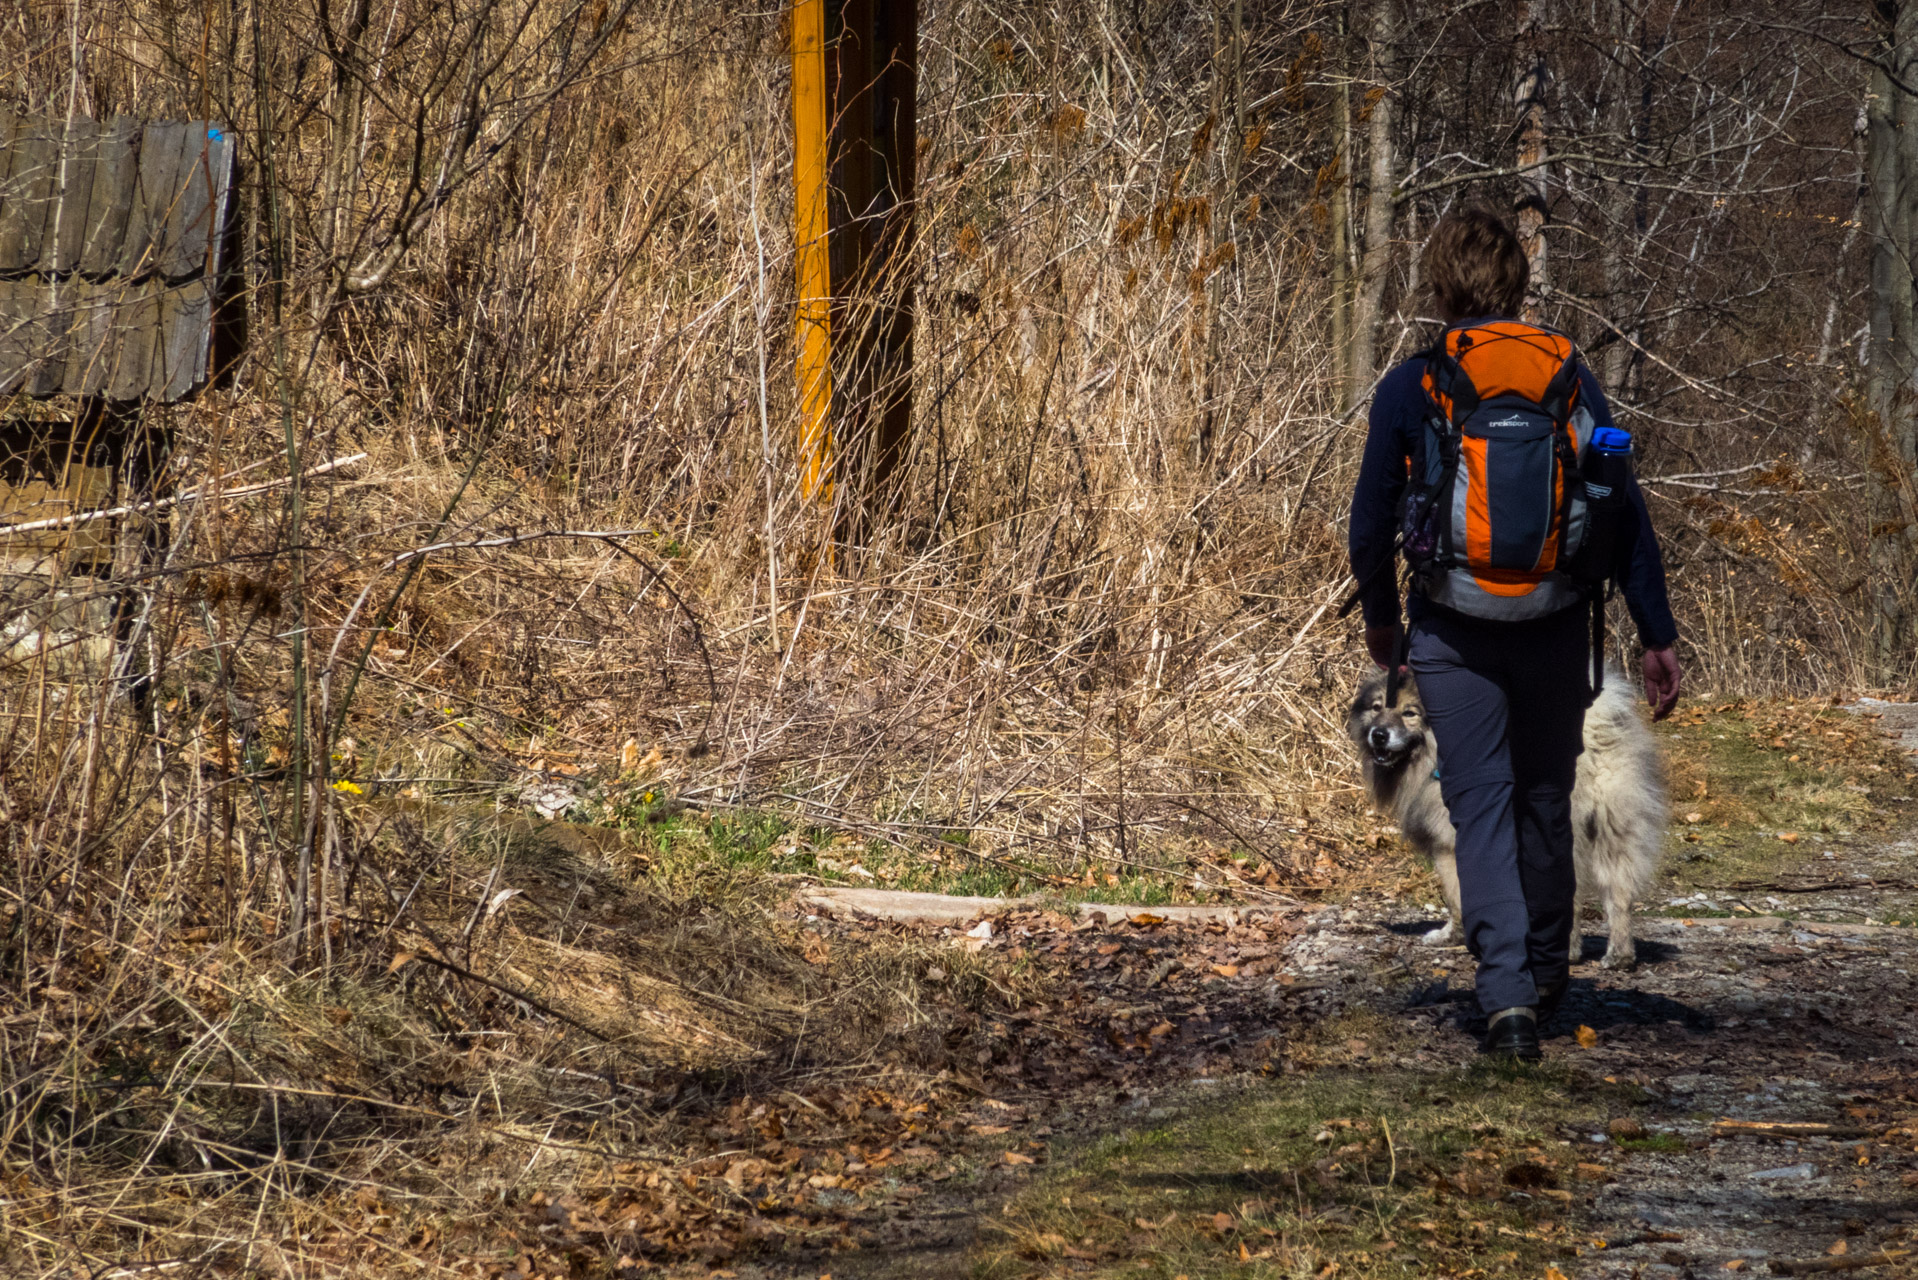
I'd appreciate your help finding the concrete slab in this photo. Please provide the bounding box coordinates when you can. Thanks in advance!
[797,886,1297,927]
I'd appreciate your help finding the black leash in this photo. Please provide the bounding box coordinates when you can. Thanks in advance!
[1590,591,1605,701]
[1386,620,1411,706]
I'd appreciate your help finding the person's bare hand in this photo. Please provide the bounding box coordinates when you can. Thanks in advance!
[1365,625,1402,671]
[1641,645,1681,720]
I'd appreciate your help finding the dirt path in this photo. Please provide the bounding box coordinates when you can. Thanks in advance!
[537,699,1918,1279]
[728,860,1918,1278]
[1557,909,1918,1274]
[1445,912,1918,1274]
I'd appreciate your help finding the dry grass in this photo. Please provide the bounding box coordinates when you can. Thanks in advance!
[0,0,1908,1272]
[0,794,1034,1273]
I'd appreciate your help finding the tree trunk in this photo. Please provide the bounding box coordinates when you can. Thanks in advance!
[1514,0,1549,319]
[1816,121,1865,370]
[318,0,373,299]
[1329,5,1353,408]
[1348,0,1396,404]
[1598,0,1633,387]
[1865,0,1918,683]
[1198,0,1244,466]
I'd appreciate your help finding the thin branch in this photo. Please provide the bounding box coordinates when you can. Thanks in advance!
[0,454,368,538]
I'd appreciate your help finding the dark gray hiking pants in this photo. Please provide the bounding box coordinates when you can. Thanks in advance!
[1408,603,1588,1014]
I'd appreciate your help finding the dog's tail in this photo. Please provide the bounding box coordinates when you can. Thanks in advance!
[1583,665,1644,751]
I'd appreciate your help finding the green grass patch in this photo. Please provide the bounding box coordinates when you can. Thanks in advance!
[1656,697,1918,895]
[974,1049,1650,1278]
[596,793,1207,905]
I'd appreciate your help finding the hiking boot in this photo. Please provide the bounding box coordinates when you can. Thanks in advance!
[1481,1007,1542,1061]
[1535,979,1568,1023]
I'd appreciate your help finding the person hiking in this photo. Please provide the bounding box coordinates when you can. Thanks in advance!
[1346,206,1683,1061]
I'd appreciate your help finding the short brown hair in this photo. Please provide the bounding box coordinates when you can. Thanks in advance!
[1422,207,1528,322]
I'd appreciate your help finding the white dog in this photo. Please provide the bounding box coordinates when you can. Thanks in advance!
[1347,668,1667,969]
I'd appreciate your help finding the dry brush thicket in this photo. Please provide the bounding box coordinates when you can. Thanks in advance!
[0,0,1912,1270]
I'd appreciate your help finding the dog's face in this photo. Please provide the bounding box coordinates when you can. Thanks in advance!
[1347,672,1428,769]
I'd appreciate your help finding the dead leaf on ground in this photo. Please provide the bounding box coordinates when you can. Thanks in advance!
[1576,1025,1599,1048]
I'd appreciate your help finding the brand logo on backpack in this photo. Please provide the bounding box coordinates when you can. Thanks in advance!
[1400,320,1610,623]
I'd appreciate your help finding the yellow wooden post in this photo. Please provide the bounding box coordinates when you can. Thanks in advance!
[790,0,916,533]
[791,0,833,501]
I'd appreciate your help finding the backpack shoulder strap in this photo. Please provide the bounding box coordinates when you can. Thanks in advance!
[1420,325,1480,426]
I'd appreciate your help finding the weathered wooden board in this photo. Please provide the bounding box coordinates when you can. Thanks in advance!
[204,129,234,281]
[103,283,158,401]
[0,111,37,274]
[79,118,137,279]
[120,120,181,279]
[159,127,218,279]
[21,282,69,397]
[61,282,113,396]
[0,280,29,392]
[49,118,101,275]
[155,279,210,402]
[4,119,61,271]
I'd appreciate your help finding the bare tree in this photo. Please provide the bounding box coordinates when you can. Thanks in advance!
[1866,0,1918,678]
[1349,0,1399,399]
[1329,4,1356,408]
[1514,0,1550,317]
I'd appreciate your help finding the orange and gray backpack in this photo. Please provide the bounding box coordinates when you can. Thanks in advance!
[1400,319,1613,622]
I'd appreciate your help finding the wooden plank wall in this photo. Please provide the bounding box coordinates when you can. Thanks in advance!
[0,115,230,404]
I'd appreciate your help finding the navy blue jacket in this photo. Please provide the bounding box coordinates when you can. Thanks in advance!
[1347,348,1679,649]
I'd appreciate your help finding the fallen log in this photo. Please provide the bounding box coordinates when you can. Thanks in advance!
[1727,878,1918,893]
[1712,1120,1873,1140]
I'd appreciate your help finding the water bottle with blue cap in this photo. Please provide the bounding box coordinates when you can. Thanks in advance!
[1585,427,1633,503]
[1567,426,1632,587]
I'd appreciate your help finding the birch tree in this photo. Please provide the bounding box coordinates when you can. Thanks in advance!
[1514,0,1550,318]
